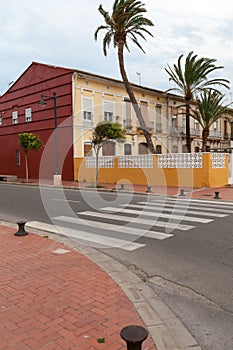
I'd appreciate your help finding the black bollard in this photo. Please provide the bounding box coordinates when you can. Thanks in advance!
[120,325,148,350]
[214,191,220,199]
[179,188,185,196]
[147,185,152,193]
[14,221,28,236]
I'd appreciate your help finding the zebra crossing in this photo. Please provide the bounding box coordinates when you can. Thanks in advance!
[27,197,233,251]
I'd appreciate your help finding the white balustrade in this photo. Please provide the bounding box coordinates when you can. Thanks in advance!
[86,156,114,168]
[211,153,226,168]
[118,155,153,168]
[158,153,203,168]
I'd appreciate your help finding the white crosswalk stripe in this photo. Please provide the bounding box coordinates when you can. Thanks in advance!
[137,201,233,214]
[125,204,227,217]
[100,206,213,223]
[165,197,233,206]
[26,220,146,251]
[53,215,173,240]
[79,211,194,230]
[26,197,232,251]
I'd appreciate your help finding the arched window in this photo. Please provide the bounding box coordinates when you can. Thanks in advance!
[102,141,116,156]
[124,143,132,155]
[139,142,149,155]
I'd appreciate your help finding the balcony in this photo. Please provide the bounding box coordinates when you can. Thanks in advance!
[170,126,201,137]
[209,130,221,139]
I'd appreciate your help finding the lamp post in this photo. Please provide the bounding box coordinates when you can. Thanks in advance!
[39,92,61,185]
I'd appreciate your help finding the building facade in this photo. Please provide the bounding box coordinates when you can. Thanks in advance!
[0,62,232,181]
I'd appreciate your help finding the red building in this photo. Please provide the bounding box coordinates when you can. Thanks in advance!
[0,62,74,180]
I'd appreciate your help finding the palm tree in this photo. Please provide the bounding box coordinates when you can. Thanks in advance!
[94,0,156,153]
[191,90,233,151]
[165,51,230,153]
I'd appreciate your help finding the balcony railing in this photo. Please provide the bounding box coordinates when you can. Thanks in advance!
[209,130,221,138]
[170,126,201,137]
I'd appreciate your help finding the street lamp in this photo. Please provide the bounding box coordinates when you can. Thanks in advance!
[39,92,61,185]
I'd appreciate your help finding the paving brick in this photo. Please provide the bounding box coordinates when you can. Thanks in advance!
[0,228,156,350]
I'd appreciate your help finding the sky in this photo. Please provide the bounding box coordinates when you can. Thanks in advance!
[1,0,233,100]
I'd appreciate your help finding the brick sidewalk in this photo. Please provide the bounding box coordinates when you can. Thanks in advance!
[0,226,156,350]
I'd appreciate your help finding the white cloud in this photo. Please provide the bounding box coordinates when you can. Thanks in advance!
[0,0,233,95]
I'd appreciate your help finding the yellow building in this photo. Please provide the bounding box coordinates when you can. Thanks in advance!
[72,70,233,161]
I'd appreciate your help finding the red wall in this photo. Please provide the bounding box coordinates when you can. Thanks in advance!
[0,62,74,180]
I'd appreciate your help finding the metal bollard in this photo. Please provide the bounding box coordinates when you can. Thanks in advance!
[214,191,220,199]
[14,221,28,236]
[120,325,148,350]
[147,185,152,193]
[179,188,185,196]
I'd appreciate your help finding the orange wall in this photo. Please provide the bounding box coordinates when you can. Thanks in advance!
[74,154,229,188]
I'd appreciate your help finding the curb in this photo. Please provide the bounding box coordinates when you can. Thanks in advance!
[3,220,202,350]
[3,180,233,201]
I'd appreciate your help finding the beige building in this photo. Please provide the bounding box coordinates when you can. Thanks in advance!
[71,70,233,158]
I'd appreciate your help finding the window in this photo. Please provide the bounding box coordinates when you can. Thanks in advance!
[140,101,148,120]
[82,97,92,121]
[156,145,162,154]
[25,108,32,122]
[155,104,162,132]
[123,99,132,130]
[224,120,228,134]
[124,143,132,155]
[12,111,18,124]
[104,101,114,122]
[182,116,186,128]
[172,115,177,127]
[139,142,149,154]
[84,143,92,157]
[194,120,199,131]
[0,116,2,126]
[16,149,20,166]
[102,141,115,155]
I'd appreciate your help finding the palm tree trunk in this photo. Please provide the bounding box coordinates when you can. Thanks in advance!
[185,99,191,153]
[202,129,209,152]
[117,40,156,154]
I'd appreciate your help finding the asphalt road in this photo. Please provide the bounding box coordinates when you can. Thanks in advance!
[0,183,232,350]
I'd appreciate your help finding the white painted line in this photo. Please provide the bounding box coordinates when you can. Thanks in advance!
[163,197,233,206]
[125,204,227,218]
[79,211,194,231]
[26,220,144,251]
[53,215,173,240]
[101,207,213,224]
[138,201,233,214]
[52,198,80,203]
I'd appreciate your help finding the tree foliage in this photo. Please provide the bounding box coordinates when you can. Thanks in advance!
[19,133,44,153]
[190,90,233,151]
[19,133,44,182]
[92,122,126,185]
[166,51,230,152]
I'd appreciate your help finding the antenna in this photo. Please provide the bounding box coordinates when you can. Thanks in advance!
[136,72,141,85]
